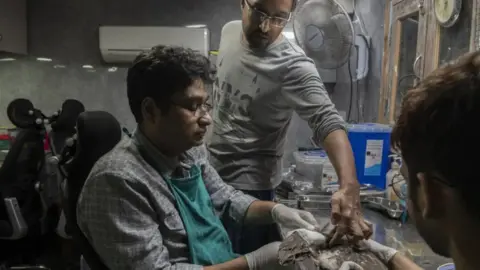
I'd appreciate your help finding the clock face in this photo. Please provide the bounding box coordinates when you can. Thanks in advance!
[435,0,462,27]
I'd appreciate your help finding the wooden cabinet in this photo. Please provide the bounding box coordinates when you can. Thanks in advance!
[0,0,27,54]
[378,0,479,124]
[378,0,428,124]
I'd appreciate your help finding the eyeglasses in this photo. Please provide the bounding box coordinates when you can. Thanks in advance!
[172,101,212,117]
[244,0,291,28]
[391,167,457,201]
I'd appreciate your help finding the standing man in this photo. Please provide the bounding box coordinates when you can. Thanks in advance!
[208,0,370,254]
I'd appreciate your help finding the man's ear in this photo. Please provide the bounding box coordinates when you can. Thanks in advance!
[417,172,447,220]
[141,98,160,122]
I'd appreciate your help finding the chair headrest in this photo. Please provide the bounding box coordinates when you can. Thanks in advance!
[51,99,85,132]
[76,111,122,158]
[7,99,39,129]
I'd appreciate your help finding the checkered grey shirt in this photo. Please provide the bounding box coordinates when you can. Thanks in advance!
[77,130,257,270]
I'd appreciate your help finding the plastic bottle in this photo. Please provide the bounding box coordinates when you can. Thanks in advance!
[386,155,403,201]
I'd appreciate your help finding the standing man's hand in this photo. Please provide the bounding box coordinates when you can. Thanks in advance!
[271,204,319,231]
[330,183,372,245]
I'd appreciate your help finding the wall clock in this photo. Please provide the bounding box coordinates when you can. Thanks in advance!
[434,0,462,28]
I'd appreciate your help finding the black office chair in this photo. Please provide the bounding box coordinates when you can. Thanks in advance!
[0,99,46,239]
[0,129,44,239]
[46,99,85,240]
[0,99,51,269]
[63,111,122,270]
[50,99,85,156]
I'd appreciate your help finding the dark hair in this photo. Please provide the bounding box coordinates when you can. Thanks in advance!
[391,50,480,216]
[241,0,297,11]
[127,45,214,123]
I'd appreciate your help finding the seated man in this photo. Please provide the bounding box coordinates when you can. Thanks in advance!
[76,45,318,270]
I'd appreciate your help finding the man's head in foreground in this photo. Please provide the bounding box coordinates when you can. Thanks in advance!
[240,0,296,49]
[127,45,214,156]
[391,51,480,261]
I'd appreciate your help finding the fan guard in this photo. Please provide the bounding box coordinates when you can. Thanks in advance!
[293,0,355,69]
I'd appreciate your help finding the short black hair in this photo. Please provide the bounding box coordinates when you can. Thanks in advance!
[391,50,480,218]
[127,45,213,123]
[241,0,297,11]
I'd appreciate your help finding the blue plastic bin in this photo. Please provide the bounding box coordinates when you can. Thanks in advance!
[347,123,392,189]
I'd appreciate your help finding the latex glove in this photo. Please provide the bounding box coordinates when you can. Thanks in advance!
[285,228,327,247]
[245,242,293,270]
[339,261,364,270]
[271,204,318,231]
[363,239,398,265]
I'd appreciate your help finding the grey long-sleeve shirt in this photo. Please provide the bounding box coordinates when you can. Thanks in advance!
[208,20,346,191]
[77,130,256,270]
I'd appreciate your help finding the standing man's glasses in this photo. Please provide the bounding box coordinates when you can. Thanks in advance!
[244,0,291,28]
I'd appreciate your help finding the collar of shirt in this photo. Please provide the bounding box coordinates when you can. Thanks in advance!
[132,127,193,178]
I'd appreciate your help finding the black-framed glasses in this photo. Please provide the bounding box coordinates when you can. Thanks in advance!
[172,101,212,117]
[391,168,456,201]
[244,0,291,28]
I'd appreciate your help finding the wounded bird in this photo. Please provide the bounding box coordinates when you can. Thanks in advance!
[278,221,387,270]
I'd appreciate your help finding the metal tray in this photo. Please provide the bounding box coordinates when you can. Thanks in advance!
[364,196,405,219]
[360,189,386,199]
[276,199,299,209]
[298,199,331,210]
[298,194,331,202]
[359,184,386,199]
[287,192,299,200]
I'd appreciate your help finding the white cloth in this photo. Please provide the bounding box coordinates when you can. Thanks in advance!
[285,228,327,247]
[339,261,364,270]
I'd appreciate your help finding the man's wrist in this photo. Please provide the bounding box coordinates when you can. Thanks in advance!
[339,179,360,190]
[387,251,422,269]
[204,256,249,270]
[270,203,283,221]
[245,201,277,225]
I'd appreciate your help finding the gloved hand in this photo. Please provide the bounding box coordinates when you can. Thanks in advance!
[244,242,293,270]
[285,228,327,247]
[271,204,318,230]
[363,239,398,265]
[339,261,364,270]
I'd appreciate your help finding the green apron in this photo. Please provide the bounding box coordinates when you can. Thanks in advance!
[163,165,238,265]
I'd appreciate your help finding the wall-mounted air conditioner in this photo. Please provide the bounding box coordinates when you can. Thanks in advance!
[99,26,210,63]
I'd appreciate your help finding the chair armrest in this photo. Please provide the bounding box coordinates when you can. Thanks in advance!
[0,198,28,240]
[55,209,71,239]
[9,266,50,270]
